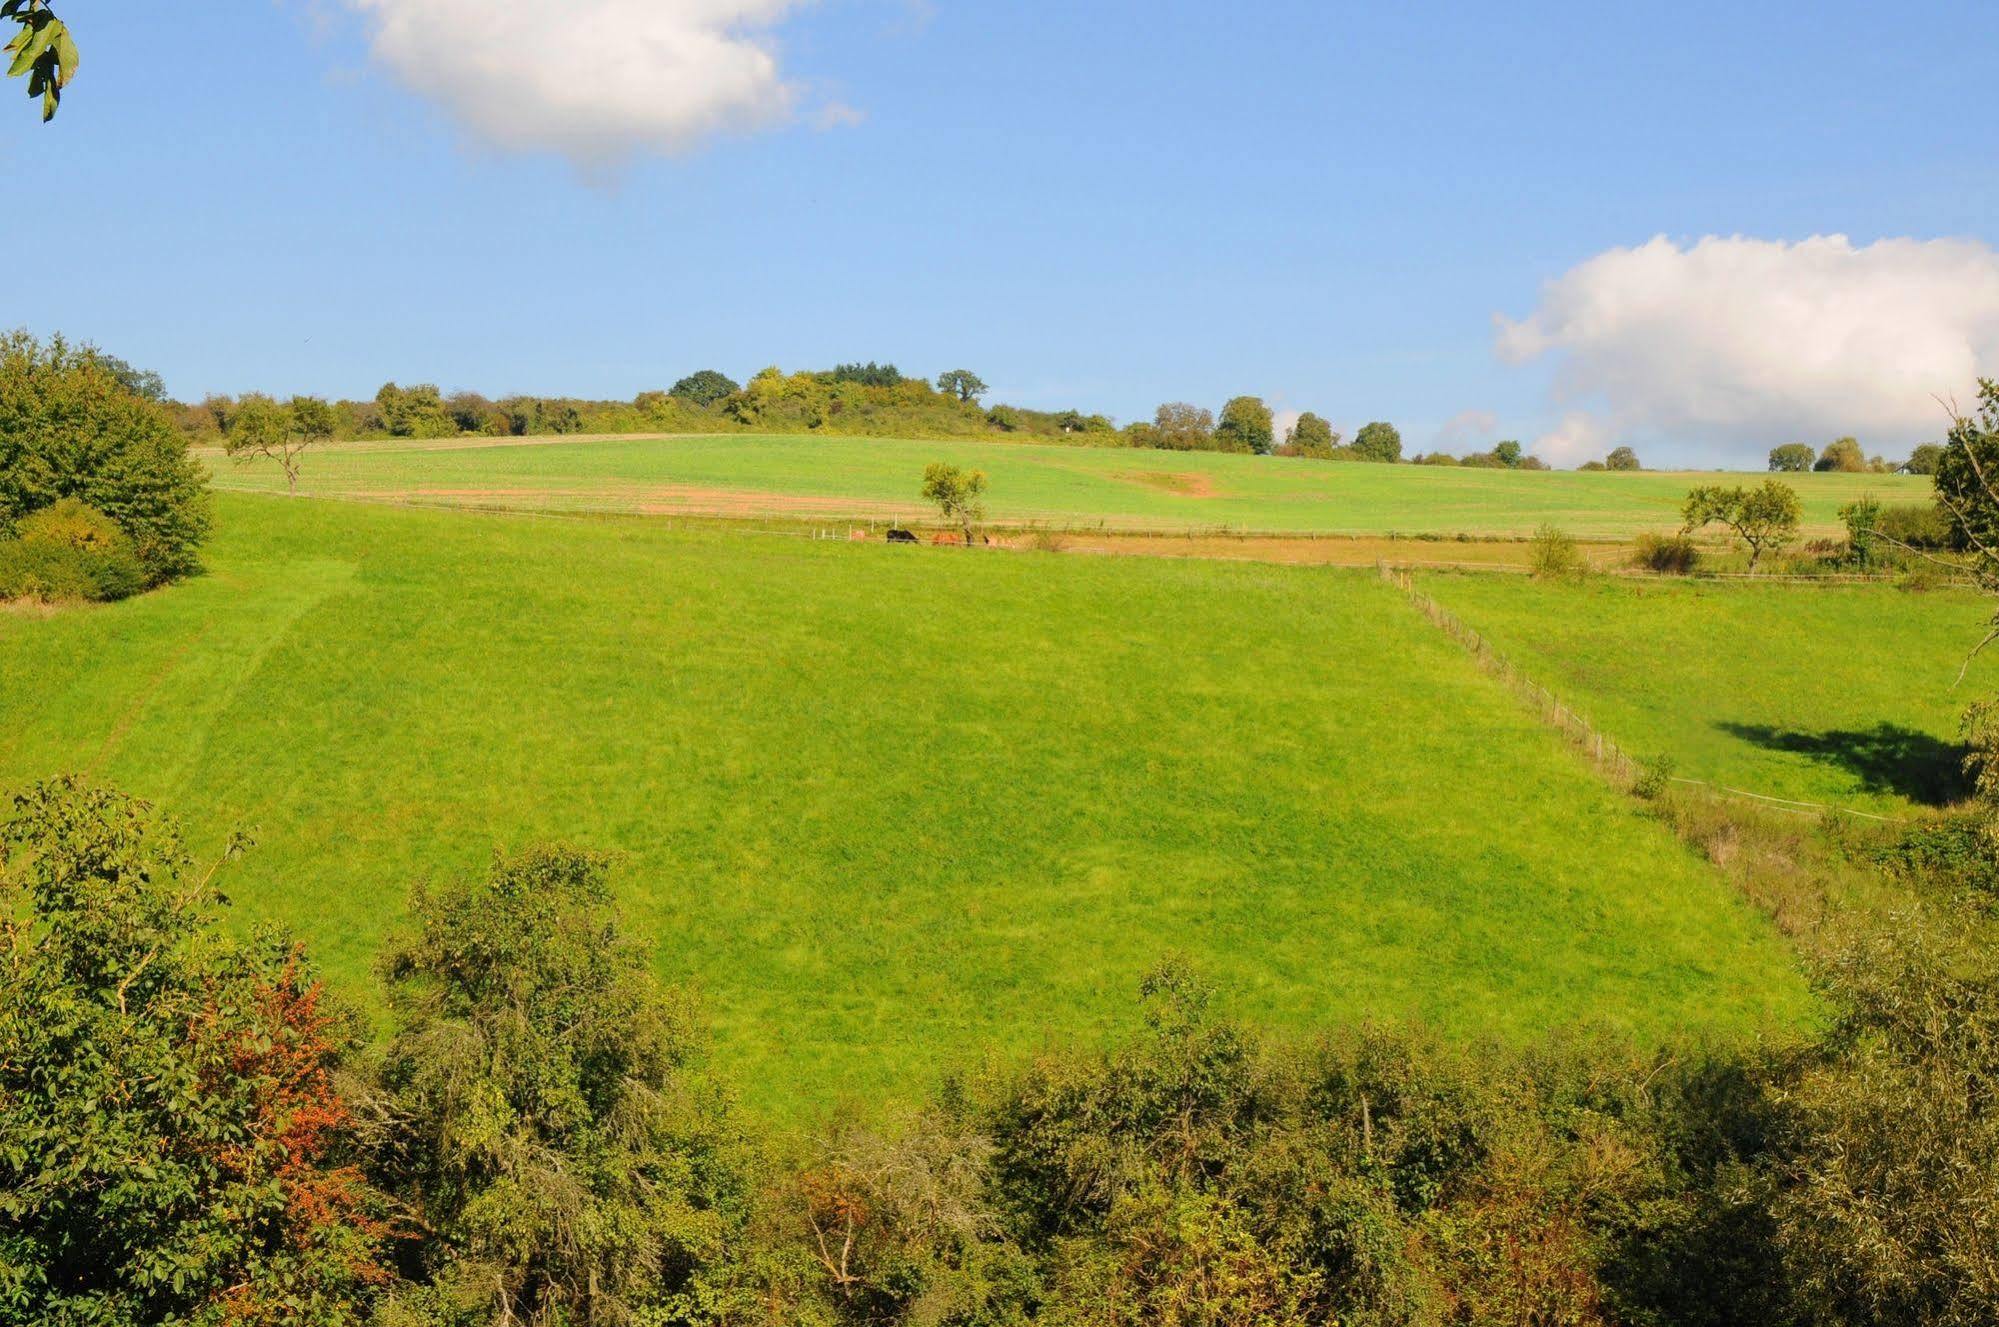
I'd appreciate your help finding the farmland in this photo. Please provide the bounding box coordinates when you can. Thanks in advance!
[1,492,1814,1118]
[198,430,1927,538]
[1423,572,1999,816]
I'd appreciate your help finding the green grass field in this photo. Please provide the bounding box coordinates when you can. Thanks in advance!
[1421,574,1999,817]
[201,432,1927,538]
[1,494,1814,1116]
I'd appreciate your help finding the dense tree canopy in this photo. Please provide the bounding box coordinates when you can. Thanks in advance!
[1213,395,1274,454]
[1605,445,1642,471]
[0,330,210,582]
[1816,436,1869,473]
[1770,442,1816,472]
[936,369,989,404]
[1150,402,1215,451]
[1351,420,1403,463]
[0,778,391,1324]
[669,368,741,407]
[1283,411,1339,458]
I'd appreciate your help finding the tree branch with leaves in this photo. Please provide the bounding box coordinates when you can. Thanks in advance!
[1680,479,1801,572]
[4,0,75,121]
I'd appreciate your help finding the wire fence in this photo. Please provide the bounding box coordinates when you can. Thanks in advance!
[1375,562,1907,823]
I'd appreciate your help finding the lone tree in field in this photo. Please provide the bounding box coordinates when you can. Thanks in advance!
[1214,395,1275,454]
[1352,421,1403,463]
[921,462,988,544]
[1605,445,1642,471]
[224,393,335,495]
[1814,436,1868,472]
[936,369,988,404]
[1769,442,1814,472]
[5,1,77,122]
[1681,479,1802,572]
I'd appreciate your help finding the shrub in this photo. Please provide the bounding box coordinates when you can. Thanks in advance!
[1528,522,1583,578]
[0,498,147,601]
[1873,501,1954,552]
[1632,532,1700,574]
[1634,754,1678,799]
[0,330,211,583]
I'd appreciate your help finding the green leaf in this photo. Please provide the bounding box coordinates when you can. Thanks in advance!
[52,22,73,76]
[5,21,47,76]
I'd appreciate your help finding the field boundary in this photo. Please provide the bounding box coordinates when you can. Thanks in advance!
[1375,563,1906,823]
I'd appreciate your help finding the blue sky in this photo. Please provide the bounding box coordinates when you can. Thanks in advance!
[9,1,1998,464]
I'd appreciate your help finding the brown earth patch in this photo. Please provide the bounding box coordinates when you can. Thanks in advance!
[1115,470,1217,498]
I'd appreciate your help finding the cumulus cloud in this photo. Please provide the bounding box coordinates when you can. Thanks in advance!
[344,0,834,167]
[1432,408,1498,452]
[1498,234,1999,464]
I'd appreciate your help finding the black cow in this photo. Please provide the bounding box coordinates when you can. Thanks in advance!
[885,528,919,544]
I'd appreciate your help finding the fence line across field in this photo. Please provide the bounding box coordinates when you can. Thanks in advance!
[1374,562,1906,824]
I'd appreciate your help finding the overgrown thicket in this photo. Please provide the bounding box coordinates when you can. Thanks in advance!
[5,769,1999,1327]
[0,330,210,598]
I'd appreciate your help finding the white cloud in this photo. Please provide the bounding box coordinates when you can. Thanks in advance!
[344,0,834,168]
[1530,411,1613,468]
[1433,408,1498,451]
[1271,408,1303,445]
[1498,234,1999,464]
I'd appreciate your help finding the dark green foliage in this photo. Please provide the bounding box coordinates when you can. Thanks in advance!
[937,369,989,404]
[1352,421,1403,464]
[1933,379,1999,564]
[0,777,390,1325]
[1871,502,1954,552]
[1631,532,1700,574]
[1493,440,1524,467]
[367,846,752,1326]
[1840,495,1885,568]
[1902,443,1944,476]
[0,497,145,601]
[1213,396,1275,455]
[1281,411,1339,459]
[1605,446,1641,472]
[670,369,742,408]
[0,330,211,583]
[1874,820,1999,902]
[2,0,75,121]
[1770,443,1815,472]
[98,355,167,404]
[828,362,905,388]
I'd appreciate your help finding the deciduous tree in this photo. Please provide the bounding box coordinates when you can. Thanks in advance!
[1351,421,1403,463]
[922,461,988,544]
[669,368,740,407]
[225,394,335,495]
[937,369,989,404]
[1605,445,1642,471]
[1770,443,1815,472]
[1815,436,1868,472]
[1681,479,1802,571]
[1214,395,1274,454]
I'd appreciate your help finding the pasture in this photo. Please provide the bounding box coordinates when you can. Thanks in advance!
[1422,573,1999,817]
[198,431,1927,538]
[2,493,1812,1118]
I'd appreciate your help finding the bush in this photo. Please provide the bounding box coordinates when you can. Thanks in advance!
[1632,531,1701,574]
[1634,754,1678,799]
[1872,501,1954,552]
[1528,522,1583,578]
[0,330,211,583]
[0,498,147,602]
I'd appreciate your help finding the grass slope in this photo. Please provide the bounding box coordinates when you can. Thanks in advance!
[1422,574,1999,816]
[4,495,1812,1116]
[202,432,1927,538]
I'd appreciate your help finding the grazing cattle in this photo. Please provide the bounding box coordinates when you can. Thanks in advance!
[932,532,964,546]
[885,528,919,544]
[849,528,869,541]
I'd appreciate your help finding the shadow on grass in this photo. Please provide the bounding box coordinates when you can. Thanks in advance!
[1715,720,1967,806]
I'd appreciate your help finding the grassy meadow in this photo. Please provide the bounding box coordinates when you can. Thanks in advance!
[3,493,1812,1118]
[1423,573,1999,817]
[199,431,1927,538]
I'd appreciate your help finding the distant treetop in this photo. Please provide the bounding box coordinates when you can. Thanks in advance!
[669,369,740,407]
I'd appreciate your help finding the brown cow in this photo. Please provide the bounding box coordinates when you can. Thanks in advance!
[932,532,964,546]
[848,528,869,541]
